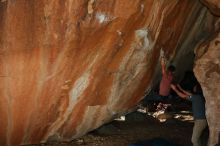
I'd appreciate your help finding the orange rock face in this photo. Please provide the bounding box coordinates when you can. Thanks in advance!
[0,0,218,145]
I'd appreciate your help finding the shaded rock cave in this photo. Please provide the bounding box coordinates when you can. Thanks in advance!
[0,0,219,146]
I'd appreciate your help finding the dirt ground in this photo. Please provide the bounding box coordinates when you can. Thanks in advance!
[26,101,209,146]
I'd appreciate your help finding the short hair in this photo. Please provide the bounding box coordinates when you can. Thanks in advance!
[167,65,176,72]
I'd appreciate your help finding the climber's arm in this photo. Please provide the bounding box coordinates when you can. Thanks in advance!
[161,57,166,75]
[171,84,191,99]
[176,84,192,96]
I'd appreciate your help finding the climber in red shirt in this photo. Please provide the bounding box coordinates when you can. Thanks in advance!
[159,56,176,100]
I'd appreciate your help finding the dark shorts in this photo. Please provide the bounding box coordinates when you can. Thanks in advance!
[159,95,169,103]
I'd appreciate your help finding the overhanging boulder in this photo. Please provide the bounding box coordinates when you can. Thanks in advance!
[0,0,219,145]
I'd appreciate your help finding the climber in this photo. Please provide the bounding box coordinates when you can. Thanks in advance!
[159,56,176,101]
[171,83,207,146]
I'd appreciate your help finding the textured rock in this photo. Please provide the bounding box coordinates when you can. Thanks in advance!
[0,0,218,145]
[201,0,220,15]
[194,31,220,146]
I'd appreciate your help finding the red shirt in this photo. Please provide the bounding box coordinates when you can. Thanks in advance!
[159,71,173,96]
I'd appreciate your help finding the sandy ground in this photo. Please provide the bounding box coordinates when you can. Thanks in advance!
[26,101,209,146]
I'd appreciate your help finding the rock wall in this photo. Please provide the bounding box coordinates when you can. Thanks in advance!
[201,0,220,15]
[0,0,218,145]
[194,25,220,146]
[194,1,220,145]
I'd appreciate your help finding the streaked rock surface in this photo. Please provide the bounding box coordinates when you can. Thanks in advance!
[201,0,220,15]
[0,0,218,145]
